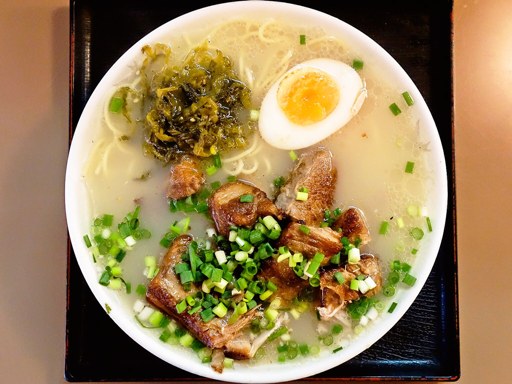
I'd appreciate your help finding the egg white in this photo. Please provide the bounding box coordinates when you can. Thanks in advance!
[258,58,367,150]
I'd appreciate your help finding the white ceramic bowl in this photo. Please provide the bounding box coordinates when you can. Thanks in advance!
[65,1,448,382]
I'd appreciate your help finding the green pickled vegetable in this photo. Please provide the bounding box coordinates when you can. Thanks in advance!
[140,43,254,163]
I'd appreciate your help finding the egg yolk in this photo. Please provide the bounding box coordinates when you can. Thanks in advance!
[277,68,340,126]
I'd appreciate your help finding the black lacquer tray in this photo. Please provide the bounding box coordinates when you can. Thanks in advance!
[66,0,459,381]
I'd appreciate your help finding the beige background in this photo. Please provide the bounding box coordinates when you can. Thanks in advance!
[1,0,510,383]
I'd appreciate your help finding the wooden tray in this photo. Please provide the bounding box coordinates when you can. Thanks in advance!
[66,0,459,381]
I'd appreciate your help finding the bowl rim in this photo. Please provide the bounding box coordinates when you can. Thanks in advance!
[65,1,448,382]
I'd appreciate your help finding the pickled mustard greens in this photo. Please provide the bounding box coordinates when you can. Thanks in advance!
[140,43,254,163]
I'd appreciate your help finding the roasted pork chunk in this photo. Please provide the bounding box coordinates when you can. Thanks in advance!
[146,235,260,358]
[275,147,337,225]
[209,181,281,236]
[258,257,310,305]
[166,155,205,200]
[332,207,371,246]
[317,254,382,319]
[278,223,342,265]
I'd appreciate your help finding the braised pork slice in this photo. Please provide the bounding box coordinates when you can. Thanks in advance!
[317,254,382,319]
[259,257,309,306]
[209,181,281,236]
[166,155,205,200]
[275,147,337,225]
[146,235,259,358]
[278,222,342,265]
[332,207,371,246]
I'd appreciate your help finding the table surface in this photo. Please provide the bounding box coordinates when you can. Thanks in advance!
[0,0,510,383]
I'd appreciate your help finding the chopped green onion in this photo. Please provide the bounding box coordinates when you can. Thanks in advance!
[99,270,111,286]
[212,302,228,318]
[135,284,146,296]
[240,194,254,203]
[108,277,123,290]
[388,271,400,285]
[333,346,344,353]
[402,91,415,106]
[405,161,415,174]
[410,227,424,240]
[268,326,288,342]
[379,221,389,235]
[205,164,217,176]
[273,176,285,188]
[306,261,321,276]
[334,271,345,284]
[179,333,195,347]
[174,262,190,274]
[352,59,364,70]
[264,307,279,322]
[426,216,433,232]
[176,300,187,314]
[411,248,418,255]
[83,234,92,248]
[299,34,306,45]
[249,229,265,245]
[383,285,396,297]
[350,279,359,291]
[200,308,215,322]
[330,252,341,265]
[401,262,412,273]
[299,224,310,235]
[235,251,249,263]
[407,205,419,216]
[402,273,417,286]
[215,250,227,265]
[289,150,298,161]
[388,302,398,313]
[148,310,165,327]
[296,191,309,201]
[347,247,361,264]
[212,153,222,168]
[309,275,320,287]
[260,290,273,301]
[266,281,278,292]
[299,343,310,356]
[332,324,343,334]
[159,328,172,342]
[321,334,334,346]
[389,102,402,116]
[109,97,124,113]
[262,216,280,231]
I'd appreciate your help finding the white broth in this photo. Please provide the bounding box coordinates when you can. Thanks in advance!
[82,17,434,365]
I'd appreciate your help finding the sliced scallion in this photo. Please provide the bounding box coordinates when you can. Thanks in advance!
[405,161,415,174]
[410,227,424,240]
[389,102,402,116]
[352,58,364,70]
[402,91,415,106]
[379,221,389,235]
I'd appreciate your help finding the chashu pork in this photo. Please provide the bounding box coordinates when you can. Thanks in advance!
[332,207,371,246]
[275,147,337,225]
[317,254,382,320]
[146,234,260,359]
[278,222,342,265]
[208,181,281,236]
[166,154,205,200]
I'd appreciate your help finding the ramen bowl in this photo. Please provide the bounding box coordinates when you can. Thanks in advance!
[65,2,448,382]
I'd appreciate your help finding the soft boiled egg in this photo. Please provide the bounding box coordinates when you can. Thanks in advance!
[258,58,367,149]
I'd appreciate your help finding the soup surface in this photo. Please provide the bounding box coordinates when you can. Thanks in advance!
[82,18,435,369]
